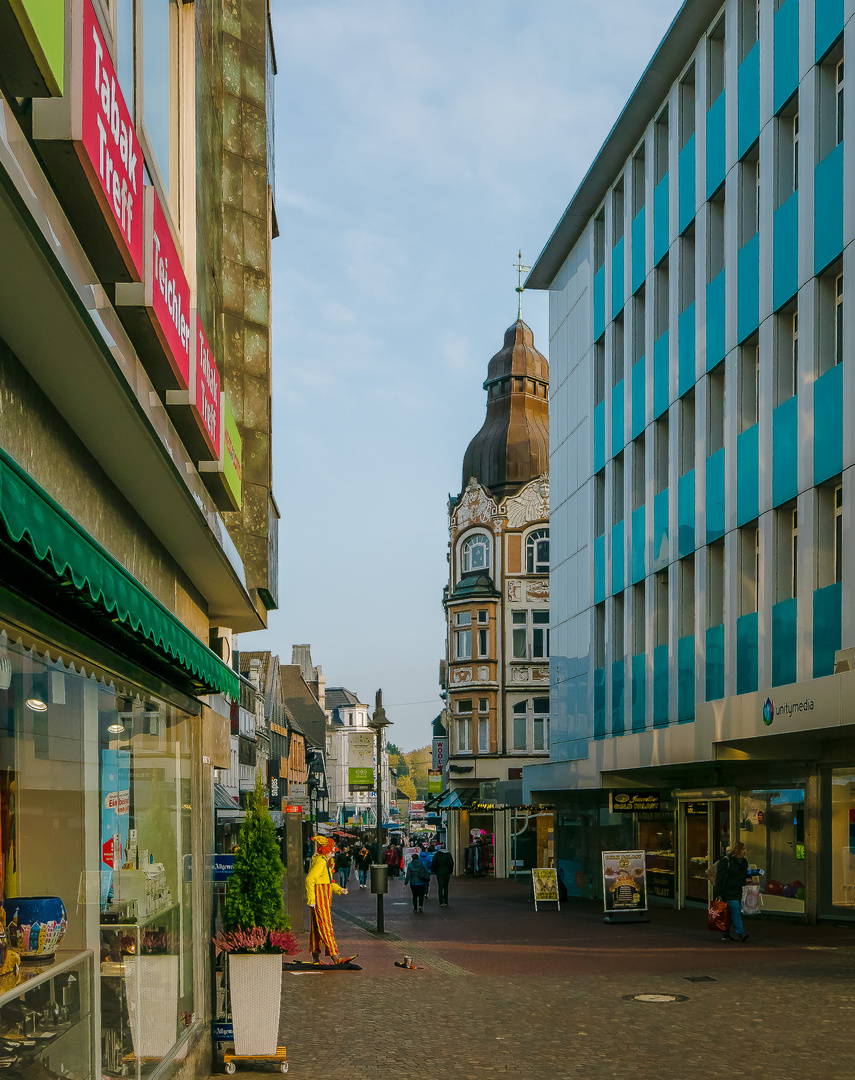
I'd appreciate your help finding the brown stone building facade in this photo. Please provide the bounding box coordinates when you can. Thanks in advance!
[441,321,553,877]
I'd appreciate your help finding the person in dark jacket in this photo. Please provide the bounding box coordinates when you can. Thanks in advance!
[354,843,372,889]
[404,852,430,912]
[335,846,352,888]
[431,843,454,907]
[714,841,751,942]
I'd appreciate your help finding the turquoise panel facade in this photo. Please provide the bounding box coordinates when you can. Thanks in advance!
[594,265,606,340]
[612,378,625,458]
[814,363,843,484]
[594,399,605,473]
[773,190,798,311]
[736,423,759,526]
[612,520,625,595]
[631,357,646,438]
[653,173,669,266]
[706,623,725,701]
[816,0,844,61]
[706,449,725,542]
[736,611,759,695]
[813,581,842,677]
[706,92,726,197]
[653,644,669,727]
[678,135,696,234]
[631,206,646,294]
[612,237,625,319]
[631,505,645,584]
[678,634,695,722]
[738,43,760,158]
[594,666,606,737]
[772,394,799,506]
[706,270,726,370]
[652,487,669,571]
[611,660,626,736]
[815,142,844,273]
[653,330,669,419]
[772,597,798,687]
[631,653,646,732]
[594,532,605,604]
[774,0,799,114]
[678,469,695,558]
[737,232,760,343]
[678,302,695,396]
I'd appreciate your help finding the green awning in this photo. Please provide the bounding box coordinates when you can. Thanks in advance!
[0,445,238,699]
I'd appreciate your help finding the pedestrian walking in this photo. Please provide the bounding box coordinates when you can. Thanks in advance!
[354,842,372,889]
[431,842,454,907]
[305,836,356,965]
[713,841,752,942]
[384,841,399,879]
[335,845,352,888]
[404,852,430,912]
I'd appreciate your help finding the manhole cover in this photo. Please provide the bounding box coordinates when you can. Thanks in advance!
[623,993,689,1003]
[683,975,716,982]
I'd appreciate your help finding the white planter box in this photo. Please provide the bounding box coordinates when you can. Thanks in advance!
[123,954,179,1059]
[229,952,282,1056]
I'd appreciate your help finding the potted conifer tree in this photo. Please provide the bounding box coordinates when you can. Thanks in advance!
[213,775,297,1056]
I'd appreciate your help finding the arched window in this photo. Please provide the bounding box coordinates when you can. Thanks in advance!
[462,533,491,574]
[526,528,550,574]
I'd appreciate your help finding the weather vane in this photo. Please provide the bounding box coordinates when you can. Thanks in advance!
[514,250,530,320]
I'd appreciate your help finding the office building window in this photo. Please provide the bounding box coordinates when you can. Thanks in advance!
[836,274,844,366]
[837,61,845,146]
[740,524,760,614]
[835,485,843,582]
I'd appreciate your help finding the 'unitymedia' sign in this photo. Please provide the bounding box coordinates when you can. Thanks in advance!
[762,696,815,726]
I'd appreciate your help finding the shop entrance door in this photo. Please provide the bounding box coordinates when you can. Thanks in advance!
[679,798,731,906]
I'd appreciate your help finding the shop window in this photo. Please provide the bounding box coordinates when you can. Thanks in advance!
[739,788,805,913]
[0,632,196,1078]
[831,770,855,908]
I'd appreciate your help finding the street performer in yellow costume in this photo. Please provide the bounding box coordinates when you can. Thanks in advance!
[306,835,357,965]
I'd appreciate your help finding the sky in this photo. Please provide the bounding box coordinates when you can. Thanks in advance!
[239,0,683,752]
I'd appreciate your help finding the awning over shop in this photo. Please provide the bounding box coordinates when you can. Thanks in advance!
[0,445,239,699]
[214,783,240,810]
[426,787,480,811]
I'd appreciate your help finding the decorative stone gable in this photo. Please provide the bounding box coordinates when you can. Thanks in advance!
[453,477,503,533]
[501,475,549,530]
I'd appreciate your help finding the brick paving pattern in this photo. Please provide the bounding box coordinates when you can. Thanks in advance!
[226,878,855,1080]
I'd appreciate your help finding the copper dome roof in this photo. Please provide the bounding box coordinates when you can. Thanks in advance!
[460,320,549,500]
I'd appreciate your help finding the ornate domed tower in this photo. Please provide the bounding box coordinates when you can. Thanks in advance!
[438,317,551,879]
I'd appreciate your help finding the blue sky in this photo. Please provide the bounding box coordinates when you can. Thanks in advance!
[240,0,682,751]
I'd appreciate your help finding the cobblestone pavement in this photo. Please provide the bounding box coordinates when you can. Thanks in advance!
[236,879,855,1080]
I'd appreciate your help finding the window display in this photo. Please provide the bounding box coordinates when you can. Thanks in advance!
[740,788,805,914]
[637,811,675,901]
[830,769,855,908]
[0,632,197,1080]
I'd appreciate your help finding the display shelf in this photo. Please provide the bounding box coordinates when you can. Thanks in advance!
[0,950,93,1010]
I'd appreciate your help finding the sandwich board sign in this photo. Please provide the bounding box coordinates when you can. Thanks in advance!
[601,850,649,923]
[531,867,560,912]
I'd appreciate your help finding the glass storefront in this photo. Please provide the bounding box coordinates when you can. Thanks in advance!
[739,788,805,915]
[637,806,675,902]
[509,809,554,876]
[0,632,198,1080]
[829,770,855,910]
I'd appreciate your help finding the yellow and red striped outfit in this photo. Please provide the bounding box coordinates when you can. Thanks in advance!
[306,852,344,958]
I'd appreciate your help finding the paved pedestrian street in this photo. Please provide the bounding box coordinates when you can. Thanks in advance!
[259,879,855,1080]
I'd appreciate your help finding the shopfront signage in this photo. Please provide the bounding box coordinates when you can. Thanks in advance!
[166,314,222,459]
[348,731,375,792]
[428,770,442,795]
[224,397,242,507]
[290,784,308,800]
[762,694,814,727]
[285,805,303,814]
[432,736,447,771]
[213,854,235,882]
[532,867,560,911]
[609,791,661,813]
[3,0,64,96]
[602,850,648,915]
[33,0,143,281]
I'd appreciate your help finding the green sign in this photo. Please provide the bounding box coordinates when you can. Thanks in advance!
[223,394,242,510]
[7,0,64,96]
[348,732,374,793]
[428,770,442,795]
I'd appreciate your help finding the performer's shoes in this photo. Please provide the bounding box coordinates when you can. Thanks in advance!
[335,954,358,965]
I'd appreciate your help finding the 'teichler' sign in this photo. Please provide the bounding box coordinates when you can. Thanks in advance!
[33,0,143,282]
[116,188,192,391]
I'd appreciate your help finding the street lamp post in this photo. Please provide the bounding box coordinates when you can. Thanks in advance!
[368,689,392,934]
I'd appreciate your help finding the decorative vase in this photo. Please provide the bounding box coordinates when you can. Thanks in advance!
[3,897,67,959]
[229,953,282,1056]
[123,954,179,1059]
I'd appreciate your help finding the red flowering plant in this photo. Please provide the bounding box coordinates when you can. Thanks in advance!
[212,927,298,957]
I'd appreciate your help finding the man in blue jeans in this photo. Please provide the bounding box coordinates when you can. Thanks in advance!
[713,841,752,942]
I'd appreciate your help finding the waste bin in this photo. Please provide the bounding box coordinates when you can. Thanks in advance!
[370,864,388,894]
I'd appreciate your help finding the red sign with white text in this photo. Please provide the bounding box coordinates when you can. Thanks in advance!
[151,194,191,389]
[195,321,221,457]
[80,0,143,278]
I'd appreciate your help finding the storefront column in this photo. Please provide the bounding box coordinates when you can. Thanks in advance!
[494,811,509,878]
[805,767,820,925]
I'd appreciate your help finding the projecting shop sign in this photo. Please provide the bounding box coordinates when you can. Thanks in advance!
[348,732,375,792]
[33,0,144,282]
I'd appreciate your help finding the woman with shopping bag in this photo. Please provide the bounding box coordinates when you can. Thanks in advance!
[713,842,752,942]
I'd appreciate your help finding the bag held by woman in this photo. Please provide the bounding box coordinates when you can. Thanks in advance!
[707,899,731,932]
[741,884,761,915]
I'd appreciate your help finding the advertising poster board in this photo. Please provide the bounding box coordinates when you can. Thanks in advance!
[531,867,560,911]
[348,731,375,792]
[602,850,648,918]
[428,770,442,795]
